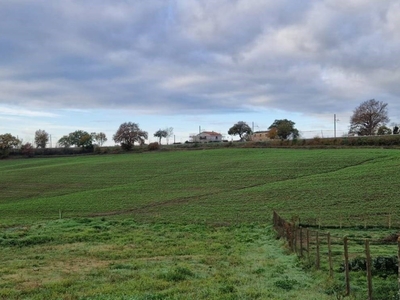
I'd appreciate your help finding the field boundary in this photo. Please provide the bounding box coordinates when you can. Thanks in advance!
[273,211,400,299]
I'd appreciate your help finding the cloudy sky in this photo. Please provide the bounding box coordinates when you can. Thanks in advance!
[1,0,400,145]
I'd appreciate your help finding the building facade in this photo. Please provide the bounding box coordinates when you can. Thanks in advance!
[192,131,223,142]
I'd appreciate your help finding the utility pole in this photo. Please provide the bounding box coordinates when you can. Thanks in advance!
[334,114,340,138]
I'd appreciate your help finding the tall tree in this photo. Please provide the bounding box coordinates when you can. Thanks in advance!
[165,127,174,144]
[268,119,299,140]
[349,99,389,136]
[34,129,49,148]
[228,121,252,141]
[92,132,107,146]
[154,129,167,144]
[113,122,148,150]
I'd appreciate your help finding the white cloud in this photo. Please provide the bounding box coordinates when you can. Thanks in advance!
[0,105,59,118]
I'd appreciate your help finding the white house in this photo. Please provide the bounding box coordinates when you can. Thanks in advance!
[191,131,223,143]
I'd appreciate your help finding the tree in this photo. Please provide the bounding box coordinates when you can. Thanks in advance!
[0,133,21,157]
[377,125,392,135]
[349,99,389,136]
[267,127,278,139]
[58,135,72,148]
[92,132,107,146]
[268,119,299,140]
[68,130,93,148]
[34,129,49,148]
[113,122,148,150]
[394,126,399,135]
[228,121,252,141]
[165,127,174,144]
[154,129,168,144]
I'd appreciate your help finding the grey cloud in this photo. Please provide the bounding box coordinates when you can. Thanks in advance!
[0,0,400,121]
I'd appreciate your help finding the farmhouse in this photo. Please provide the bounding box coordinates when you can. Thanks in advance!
[251,130,270,142]
[192,131,223,143]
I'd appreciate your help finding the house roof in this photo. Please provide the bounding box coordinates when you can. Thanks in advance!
[198,131,222,136]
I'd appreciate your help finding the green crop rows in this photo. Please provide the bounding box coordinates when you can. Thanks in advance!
[1,148,399,226]
[1,148,400,299]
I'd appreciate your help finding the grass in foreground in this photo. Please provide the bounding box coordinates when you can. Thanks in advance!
[0,218,332,299]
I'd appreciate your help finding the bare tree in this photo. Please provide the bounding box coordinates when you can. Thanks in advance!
[35,129,49,148]
[113,122,148,150]
[165,127,174,144]
[349,99,389,136]
[93,132,107,146]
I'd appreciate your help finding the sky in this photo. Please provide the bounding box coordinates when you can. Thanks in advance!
[1,0,400,145]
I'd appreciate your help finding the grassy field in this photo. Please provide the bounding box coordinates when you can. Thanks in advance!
[1,148,400,299]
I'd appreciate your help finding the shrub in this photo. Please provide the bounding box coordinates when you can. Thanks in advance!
[274,275,298,290]
[93,145,102,154]
[148,142,160,151]
[21,143,35,158]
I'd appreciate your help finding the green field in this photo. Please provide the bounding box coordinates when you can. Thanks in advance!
[1,148,400,299]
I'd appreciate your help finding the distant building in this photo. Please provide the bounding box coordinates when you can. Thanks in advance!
[191,131,223,143]
[251,130,270,142]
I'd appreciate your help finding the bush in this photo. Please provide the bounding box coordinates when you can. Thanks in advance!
[21,143,35,158]
[148,142,160,151]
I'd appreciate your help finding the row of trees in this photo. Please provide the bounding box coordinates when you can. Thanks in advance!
[227,99,398,141]
[1,99,398,156]
[0,124,174,156]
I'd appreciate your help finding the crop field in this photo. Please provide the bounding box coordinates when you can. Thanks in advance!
[1,148,400,299]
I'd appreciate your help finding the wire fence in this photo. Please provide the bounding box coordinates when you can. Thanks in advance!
[273,211,400,300]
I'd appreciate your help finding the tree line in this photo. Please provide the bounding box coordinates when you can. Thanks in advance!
[0,99,398,157]
[0,123,174,157]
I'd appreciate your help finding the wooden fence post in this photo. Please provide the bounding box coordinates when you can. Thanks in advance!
[292,223,297,253]
[316,231,320,270]
[306,229,310,262]
[328,232,333,278]
[365,239,373,300]
[286,223,292,248]
[397,237,400,297]
[343,237,350,296]
[299,226,303,258]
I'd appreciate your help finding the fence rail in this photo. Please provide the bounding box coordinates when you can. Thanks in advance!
[273,211,400,299]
